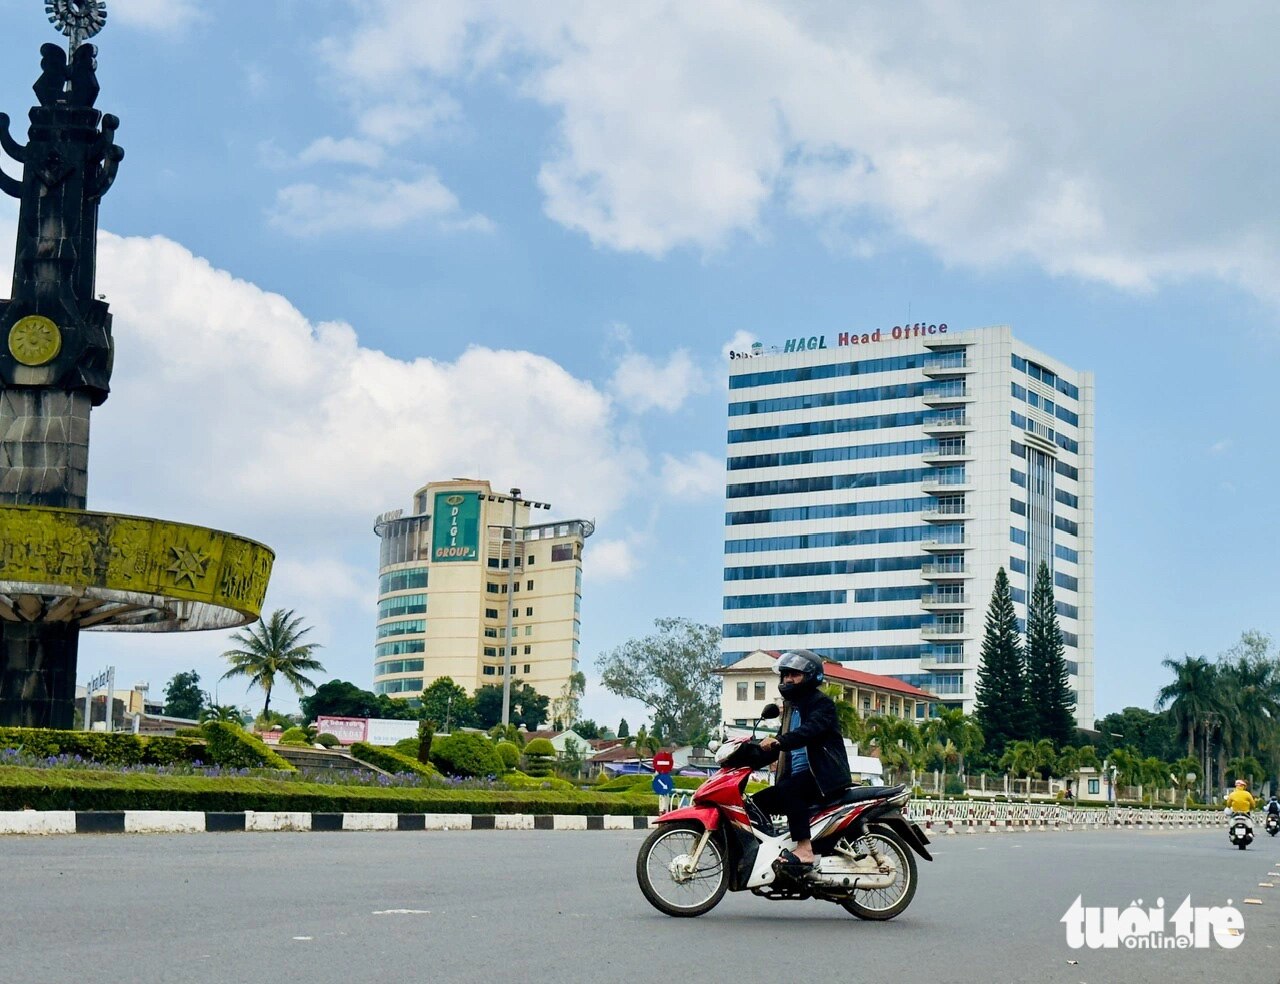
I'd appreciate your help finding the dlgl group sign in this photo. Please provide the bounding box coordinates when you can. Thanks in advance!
[431,491,480,562]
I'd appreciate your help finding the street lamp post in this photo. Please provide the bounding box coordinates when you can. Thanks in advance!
[487,487,551,730]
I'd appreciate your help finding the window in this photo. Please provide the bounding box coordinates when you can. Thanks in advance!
[1088,779,1099,795]
[527,554,535,565]
[754,681,766,700]
[484,646,496,657]
[486,583,499,593]
[523,645,531,655]
[737,682,748,701]
[484,628,497,638]
[485,608,499,619]
[552,543,575,562]
[525,625,532,636]
[527,580,533,591]
[526,606,533,617]
[523,664,531,674]
[483,666,495,676]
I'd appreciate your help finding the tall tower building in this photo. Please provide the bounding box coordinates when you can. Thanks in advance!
[373,479,593,703]
[722,324,1094,727]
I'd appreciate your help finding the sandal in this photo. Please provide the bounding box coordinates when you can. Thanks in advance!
[775,848,814,870]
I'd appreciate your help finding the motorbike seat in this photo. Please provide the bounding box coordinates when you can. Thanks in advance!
[817,782,907,811]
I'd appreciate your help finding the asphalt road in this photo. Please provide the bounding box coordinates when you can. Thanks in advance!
[3,827,1280,984]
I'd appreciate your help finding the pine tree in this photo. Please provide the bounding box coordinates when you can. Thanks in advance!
[974,567,1030,759]
[617,717,630,739]
[1025,561,1076,746]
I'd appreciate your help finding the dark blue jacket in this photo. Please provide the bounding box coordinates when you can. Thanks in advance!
[775,686,852,797]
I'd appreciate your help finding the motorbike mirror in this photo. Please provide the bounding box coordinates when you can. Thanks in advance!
[760,703,781,720]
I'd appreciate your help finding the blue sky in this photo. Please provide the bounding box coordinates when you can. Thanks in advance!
[0,1,1275,727]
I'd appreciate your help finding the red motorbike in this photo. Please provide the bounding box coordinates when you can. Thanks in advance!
[636,706,931,920]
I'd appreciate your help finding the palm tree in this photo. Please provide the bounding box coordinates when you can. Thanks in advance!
[866,716,916,782]
[220,609,325,719]
[1155,655,1216,759]
[928,707,984,778]
[823,684,867,746]
[198,704,243,724]
[998,740,1040,798]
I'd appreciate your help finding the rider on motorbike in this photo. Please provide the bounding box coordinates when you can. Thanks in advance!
[1225,779,1256,814]
[1266,794,1280,817]
[755,650,852,871]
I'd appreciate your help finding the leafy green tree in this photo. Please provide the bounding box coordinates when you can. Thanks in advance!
[573,719,604,740]
[558,737,585,778]
[220,609,325,719]
[473,681,548,730]
[618,718,630,739]
[623,725,663,759]
[1093,706,1180,761]
[974,568,1030,759]
[163,670,205,719]
[420,677,473,730]
[551,671,587,730]
[300,680,381,722]
[1025,561,1075,745]
[598,617,722,744]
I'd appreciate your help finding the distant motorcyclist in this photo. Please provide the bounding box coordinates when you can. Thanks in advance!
[1224,779,1256,814]
[1266,794,1280,817]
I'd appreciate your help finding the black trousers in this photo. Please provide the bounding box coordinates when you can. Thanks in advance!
[752,771,823,843]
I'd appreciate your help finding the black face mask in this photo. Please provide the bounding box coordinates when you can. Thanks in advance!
[778,678,815,699]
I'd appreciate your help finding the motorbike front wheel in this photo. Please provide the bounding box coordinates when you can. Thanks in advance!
[636,821,728,917]
[841,827,918,921]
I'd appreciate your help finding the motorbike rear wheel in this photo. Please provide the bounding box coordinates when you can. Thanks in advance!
[636,821,728,917]
[840,828,918,921]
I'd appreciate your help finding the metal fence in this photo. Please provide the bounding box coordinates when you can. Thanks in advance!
[906,798,1248,831]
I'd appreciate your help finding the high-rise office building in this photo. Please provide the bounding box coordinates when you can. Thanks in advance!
[373,479,593,702]
[722,324,1094,726]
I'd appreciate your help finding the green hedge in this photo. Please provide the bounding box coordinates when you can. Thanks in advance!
[201,722,293,771]
[350,743,438,778]
[0,727,204,766]
[501,770,575,791]
[596,774,705,792]
[0,766,654,814]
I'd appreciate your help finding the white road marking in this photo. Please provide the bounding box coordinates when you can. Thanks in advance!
[372,909,432,915]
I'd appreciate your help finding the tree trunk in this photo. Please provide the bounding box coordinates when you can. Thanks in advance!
[262,687,272,720]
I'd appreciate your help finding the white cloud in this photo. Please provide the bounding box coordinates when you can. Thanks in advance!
[320,1,1280,304]
[585,539,638,582]
[111,0,205,33]
[91,231,646,532]
[358,98,462,146]
[609,348,706,414]
[267,173,490,236]
[660,452,723,500]
[1209,439,1232,455]
[298,137,386,169]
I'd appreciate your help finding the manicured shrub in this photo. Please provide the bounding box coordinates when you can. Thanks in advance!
[431,733,504,778]
[350,742,437,778]
[522,737,556,777]
[392,737,420,758]
[495,741,520,770]
[315,733,341,748]
[201,722,293,771]
[279,727,311,746]
[501,770,575,791]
